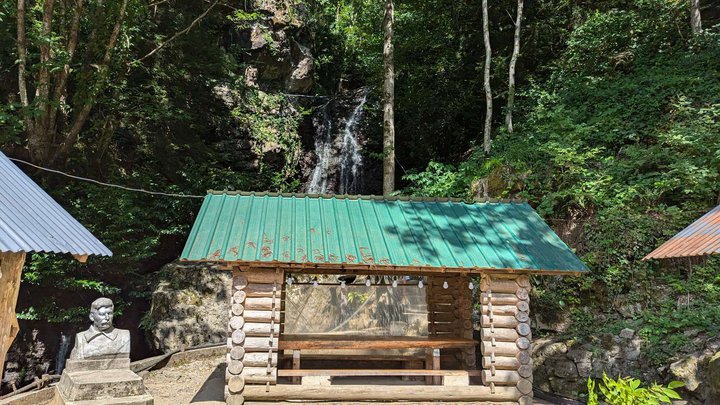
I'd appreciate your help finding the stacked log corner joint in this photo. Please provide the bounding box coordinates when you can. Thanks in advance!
[480,273,533,405]
[226,269,283,405]
[426,274,476,385]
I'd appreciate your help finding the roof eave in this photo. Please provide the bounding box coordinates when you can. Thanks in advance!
[178,258,587,276]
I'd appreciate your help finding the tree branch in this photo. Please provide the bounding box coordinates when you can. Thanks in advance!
[16,0,31,120]
[52,0,129,164]
[135,0,220,63]
[48,0,85,140]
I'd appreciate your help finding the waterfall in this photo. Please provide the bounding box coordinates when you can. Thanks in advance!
[307,108,333,194]
[306,90,369,194]
[339,92,368,194]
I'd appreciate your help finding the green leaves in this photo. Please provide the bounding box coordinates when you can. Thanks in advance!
[587,373,685,404]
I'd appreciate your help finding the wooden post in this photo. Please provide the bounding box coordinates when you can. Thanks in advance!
[480,273,533,405]
[227,267,284,405]
[0,252,26,379]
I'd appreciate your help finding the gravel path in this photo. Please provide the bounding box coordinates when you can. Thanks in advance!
[143,354,225,405]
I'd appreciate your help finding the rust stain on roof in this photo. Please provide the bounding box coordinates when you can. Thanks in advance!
[180,193,588,273]
[645,204,720,260]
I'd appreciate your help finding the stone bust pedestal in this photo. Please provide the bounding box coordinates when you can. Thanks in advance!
[53,298,153,405]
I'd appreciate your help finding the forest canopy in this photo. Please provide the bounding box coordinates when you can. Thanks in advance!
[1,0,719,394]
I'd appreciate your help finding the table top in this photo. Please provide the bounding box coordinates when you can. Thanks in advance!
[279,334,476,350]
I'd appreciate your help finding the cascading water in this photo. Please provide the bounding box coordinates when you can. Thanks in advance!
[307,108,333,194]
[338,92,368,194]
[306,90,369,194]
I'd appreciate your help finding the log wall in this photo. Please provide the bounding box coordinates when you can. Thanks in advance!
[0,252,26,379]
[479,274,533,405]
[226,268,284,405]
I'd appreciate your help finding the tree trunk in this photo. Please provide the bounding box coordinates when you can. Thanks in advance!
[382,0,395,195]
[482,0,492,153]
[16,0,32,134]
[690,0,702,35]
[505,0,523,134]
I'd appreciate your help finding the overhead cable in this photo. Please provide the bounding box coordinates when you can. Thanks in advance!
[8,157,204,199]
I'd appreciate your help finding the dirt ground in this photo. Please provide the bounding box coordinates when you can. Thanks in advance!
[143,354,226,405]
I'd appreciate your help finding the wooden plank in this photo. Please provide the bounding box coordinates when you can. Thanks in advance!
[244,283,279,297]
[481,305,519,316]
[277,369,472,377]
[243,352,278,367]
[242,385,523,401]
[481,370,521,385]
[245,297,281,311]
[482,356,520,370]
[0,252,25,379]
[480,293,520,305]
[480,341,521,356]
[480,278,519,293]
[480,327,519,342]
[278,353,428,361]
[243,322,280,336]
[243,270,284,284]
[279,335,476,350]
[243,310,281,323]
[480,315,518,328]
[244,337,279,351]
[431,312,458,323]
[241,366,277,384]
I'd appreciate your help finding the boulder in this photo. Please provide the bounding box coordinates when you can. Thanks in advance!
[145,263,232,352]
[287,40,315,94]
[619,328,635,339]
[670,355,701,391]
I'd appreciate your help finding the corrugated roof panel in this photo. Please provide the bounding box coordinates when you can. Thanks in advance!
[180,192,587,273]
[0,152,111,256]
[644,205,720,259]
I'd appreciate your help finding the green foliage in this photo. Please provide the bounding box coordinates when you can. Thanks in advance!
[587,373,684,405]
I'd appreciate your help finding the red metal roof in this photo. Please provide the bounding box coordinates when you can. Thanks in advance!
[644,204,720,260]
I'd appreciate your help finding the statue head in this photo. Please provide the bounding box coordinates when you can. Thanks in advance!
[89,297,114,331]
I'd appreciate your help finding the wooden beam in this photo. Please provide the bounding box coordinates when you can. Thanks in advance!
[279,335,476,350]
[72,254,88,263]
[242,385,523,401]
[278,369,474,377]
[0,252,26,379]
[182,259,585,277]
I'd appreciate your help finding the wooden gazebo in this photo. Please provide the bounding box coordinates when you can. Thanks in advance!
[180,192,587,405]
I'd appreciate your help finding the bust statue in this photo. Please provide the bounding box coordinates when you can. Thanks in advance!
[69,297,130,359]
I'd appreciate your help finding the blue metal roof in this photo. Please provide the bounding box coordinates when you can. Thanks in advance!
[0,152,112,257]
[180,192,587,274]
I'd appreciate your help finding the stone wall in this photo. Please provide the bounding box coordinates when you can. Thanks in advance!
[145,263,232,352]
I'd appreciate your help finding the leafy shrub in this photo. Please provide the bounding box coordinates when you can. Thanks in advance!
[587,373,684,404]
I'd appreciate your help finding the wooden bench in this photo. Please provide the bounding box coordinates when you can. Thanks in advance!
[279,334,477,385]
[278,369,481,386]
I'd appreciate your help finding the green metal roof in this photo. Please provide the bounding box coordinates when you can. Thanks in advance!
[180,192,588,273]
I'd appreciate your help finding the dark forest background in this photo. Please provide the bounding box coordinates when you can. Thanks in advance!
[2,0,720,398]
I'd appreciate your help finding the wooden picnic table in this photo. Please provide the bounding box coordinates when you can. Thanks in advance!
[279,334,477,386]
